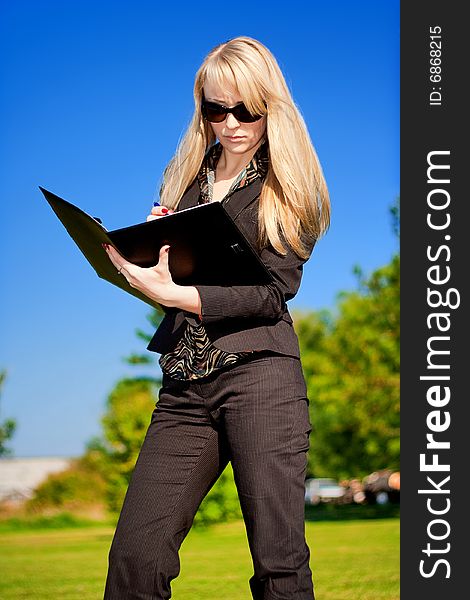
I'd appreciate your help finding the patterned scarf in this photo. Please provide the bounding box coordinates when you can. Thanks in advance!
[197,139,269,204]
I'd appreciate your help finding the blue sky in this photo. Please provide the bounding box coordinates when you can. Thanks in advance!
[0,1,399,458]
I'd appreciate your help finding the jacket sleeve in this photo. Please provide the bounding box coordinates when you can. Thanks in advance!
[186,233,316,325]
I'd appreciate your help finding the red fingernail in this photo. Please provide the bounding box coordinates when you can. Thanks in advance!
[161,207,168,214]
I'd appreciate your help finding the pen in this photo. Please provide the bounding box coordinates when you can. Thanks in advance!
[153,200,171,215]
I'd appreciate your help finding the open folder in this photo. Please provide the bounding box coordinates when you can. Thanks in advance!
[39,187,274,310]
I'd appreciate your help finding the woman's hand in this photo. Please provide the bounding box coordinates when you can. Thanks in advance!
[102,243,202,315]
[103,203,175,302]
[103,243,177,305]
[146,205,175,221]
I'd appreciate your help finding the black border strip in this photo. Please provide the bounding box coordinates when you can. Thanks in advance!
[401,3,466,596]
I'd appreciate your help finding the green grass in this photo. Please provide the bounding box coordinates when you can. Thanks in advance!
[0,511,110,532]
[0,518,399,599]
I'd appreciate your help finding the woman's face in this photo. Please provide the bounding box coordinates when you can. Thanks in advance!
[203,81,267,156]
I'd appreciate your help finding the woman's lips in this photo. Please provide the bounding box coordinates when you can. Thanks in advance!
[225,136,245,141]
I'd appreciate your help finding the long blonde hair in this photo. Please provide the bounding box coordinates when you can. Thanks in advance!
[159,36,330,259]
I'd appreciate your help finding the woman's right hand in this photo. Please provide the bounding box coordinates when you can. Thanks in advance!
[146,205,175,221]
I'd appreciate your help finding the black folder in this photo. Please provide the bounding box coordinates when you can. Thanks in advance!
[39,187,273,310]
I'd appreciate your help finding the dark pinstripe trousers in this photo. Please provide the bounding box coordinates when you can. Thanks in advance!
[103,352,314,599]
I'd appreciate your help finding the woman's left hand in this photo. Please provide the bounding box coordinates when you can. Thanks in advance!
[103,243,176,305]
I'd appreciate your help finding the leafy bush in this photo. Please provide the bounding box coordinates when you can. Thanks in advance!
[194,463,242,527]
[25,457,106,514]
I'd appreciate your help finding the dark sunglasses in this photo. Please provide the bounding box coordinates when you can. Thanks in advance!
[201,97,265,123]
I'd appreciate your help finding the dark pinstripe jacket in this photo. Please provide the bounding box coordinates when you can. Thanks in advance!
[147,177,316,358]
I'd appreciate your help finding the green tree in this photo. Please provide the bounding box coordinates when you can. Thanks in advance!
[86,369,243,525]
[193,463,242,527]
[85,308,243,525]
[25,456,107,515]
[85,377,159,514]
[297,200,400,479]
[0,370,17,457]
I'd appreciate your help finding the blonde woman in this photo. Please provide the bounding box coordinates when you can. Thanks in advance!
[103,36,330,600]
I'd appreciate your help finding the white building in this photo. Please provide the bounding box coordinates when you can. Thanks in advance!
[0,456,74,503]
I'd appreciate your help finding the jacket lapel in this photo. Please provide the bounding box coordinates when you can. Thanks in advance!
[176,179,200,211]
[223,178,262,221]
[176,177,262,220]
